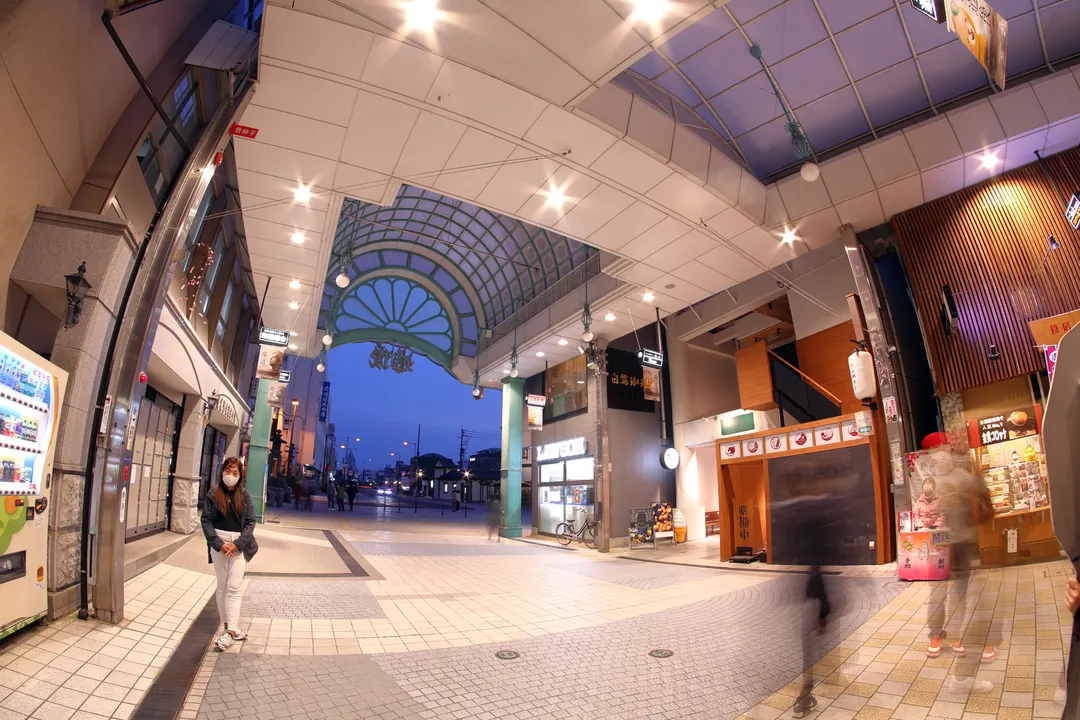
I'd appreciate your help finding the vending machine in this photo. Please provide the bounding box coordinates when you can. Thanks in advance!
[0,332,66,639]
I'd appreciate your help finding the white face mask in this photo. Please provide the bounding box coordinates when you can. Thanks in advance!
[222,473,240,488]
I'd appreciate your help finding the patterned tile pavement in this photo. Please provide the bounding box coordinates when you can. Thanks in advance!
[241,579,385,620]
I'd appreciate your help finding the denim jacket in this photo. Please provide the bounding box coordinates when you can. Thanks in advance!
[200,487,258,563]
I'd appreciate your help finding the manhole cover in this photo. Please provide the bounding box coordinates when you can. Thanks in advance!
[495,650,520,660]
[648,649,674,659]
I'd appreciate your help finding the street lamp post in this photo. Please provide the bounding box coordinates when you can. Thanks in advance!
[339,436,360,479]
[288,399,299,473]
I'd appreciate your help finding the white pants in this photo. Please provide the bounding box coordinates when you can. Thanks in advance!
[210,529,246,629]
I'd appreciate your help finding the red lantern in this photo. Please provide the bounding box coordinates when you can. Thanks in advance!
[138,372,147,384]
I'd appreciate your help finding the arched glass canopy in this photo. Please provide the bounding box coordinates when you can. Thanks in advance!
[321,184,591,371]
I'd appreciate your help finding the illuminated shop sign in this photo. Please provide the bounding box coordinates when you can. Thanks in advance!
[639,349,663,368]
[536,436,587,462]
[1067,192,1080,230]
[910,0,946,22]
[258,327,290,348]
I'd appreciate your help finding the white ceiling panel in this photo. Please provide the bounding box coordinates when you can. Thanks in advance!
[393,112,468,180]
[361,35,445,102]
[262,5,374,80]
[253,64,357,127]
[249,247,320,276]
[645,229,716,272]
[617,216,691,260]
[434,128,516,200]
[233,140,338,190]
[904,116,963,171]
[645,172,728,222]
[654,274,710,305]
[699,243,762,284]
[523,105,619,167]
[946,100,1006,155]
[585,200,665,251]
[921,159,964,203]
[793,208,842,250]
[613,262,664,286]
[877,175,924,220]
[989,85,1049,139]
[243,216,323,248]
[775,173,831,220]
[706,148,743,206]
[705,207,756,239]
[820,152,875,205]
[962,143,1006,187]
[339,91,421,174]
[605,0,712,43]
[237,105,346,161]
[669,259,732,293]
[553,184,635,239]
[859,135,919,187]
[739,172,768,224]
[1044,117,1080,156]
[475,147,560,214]
[480,0,645,81]
[426,61,550,137]
[589,140,673,195]
[762,185,790,230]
[238,171,331,213]
[835,192,885,232]
[1032,72,1080,125]
[516,166,601,226]
[728,226,796,267]
[669,124,711,185]
[1003,130,1048,172]
[334,164,392,204]
[240,192,326,233]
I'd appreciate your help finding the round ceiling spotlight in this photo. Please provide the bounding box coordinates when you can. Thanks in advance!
[322,333,333,346]
[800,161,820,183]
[335,272,350,288]
[471,386,481,398]
[582,329,594,343]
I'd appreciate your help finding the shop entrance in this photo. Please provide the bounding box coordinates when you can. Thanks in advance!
[199,424,226,502]
[125,387,182,540]
[537,456,595,535]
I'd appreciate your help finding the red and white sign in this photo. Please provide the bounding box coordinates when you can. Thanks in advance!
[765,434,787,454]
[230,123,260,139]
[815,424,841,446]
[789,429,813,450]
[720,441,741,460]
[1046,345,1058,382]
[842,419,860,441]
[742,437,763,457]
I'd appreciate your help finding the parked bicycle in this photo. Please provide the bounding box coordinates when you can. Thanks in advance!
[556,514,598,548]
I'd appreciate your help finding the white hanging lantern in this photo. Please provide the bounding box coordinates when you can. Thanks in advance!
[848,348,876,401]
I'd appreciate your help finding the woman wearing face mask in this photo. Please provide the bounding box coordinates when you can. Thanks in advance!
[201,457,258,651]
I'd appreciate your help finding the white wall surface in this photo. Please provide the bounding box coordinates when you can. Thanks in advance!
[788,253,857,340]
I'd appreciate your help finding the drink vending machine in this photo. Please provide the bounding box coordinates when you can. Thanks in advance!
[0,331,66,639]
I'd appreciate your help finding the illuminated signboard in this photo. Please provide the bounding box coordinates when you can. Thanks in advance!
[1067,192,1080,230]
[535,436,587,462]
[911,0,946,22]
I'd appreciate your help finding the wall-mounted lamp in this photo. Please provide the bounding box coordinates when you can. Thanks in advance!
[64,262,92,328]
[988,344,1001,361]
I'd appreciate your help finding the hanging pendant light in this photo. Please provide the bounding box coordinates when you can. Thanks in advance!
[335,271,350,288]
[750,44,819,182]
[322,332,333,346]
[581,248,594,342]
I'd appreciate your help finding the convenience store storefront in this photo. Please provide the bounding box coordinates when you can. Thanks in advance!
[536,436,595,536]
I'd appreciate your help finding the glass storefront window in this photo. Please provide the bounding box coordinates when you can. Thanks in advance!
[539,462,563,484]
[545,355,587,421]
[565,457,593,481]
[536,458,595,535]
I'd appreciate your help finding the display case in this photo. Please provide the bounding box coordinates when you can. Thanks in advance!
[973,437,1049,517]
[0,332,66,640]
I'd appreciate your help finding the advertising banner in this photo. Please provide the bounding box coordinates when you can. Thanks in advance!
[1029,310,1080,347]
[642,366,660,402]
[1046,345,1058,382]
[266,381,287,408]
[256,345,285,380]
[319,382,330,422]
[947,0,1008,89]
[527,405,543,430]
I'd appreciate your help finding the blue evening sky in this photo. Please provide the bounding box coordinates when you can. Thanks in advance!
[326,343,502,470]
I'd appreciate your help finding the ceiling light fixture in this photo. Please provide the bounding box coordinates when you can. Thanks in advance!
[543,185,567,209]
[558,338,568,346]
[335,271,350,288]
[294,184,312,203]
[403,0,440,31]
[604,312,616,322]
[643,291,655,302]
[781,228,797,245]
[288,343,297,350]
[536,351,545,358]
[750,44,818,182]
[980,150,1000,170]
[289,279,301,290]
[630,0,671,24]
[800,161,820,183]
[322,333,333,346]
[317,361,326,373]
[291,231,306,245]
[290,331,298,336]
[289,301,300,310]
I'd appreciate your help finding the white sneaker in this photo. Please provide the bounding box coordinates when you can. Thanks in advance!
[215,632,233,651]
[230,629,247,641]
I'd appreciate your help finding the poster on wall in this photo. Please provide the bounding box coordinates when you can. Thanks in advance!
[256,345,285,381]
[642,366,660,402]
[946,0,1008,89]
[842,419,860,441]
[765,434,787,454]
[527,405,543,430]
[815,424,841,446]
[719,441,741,460]
[266,381,287,408]
[974,406,1037,446]
[742,437,763,457]
[788,428,813,451]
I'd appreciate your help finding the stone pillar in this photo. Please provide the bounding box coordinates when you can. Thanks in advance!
[170,399,204,535]
[11,209,136,620]
[499,377,525,538]
[588,347,611,552]
[246,380,272,523]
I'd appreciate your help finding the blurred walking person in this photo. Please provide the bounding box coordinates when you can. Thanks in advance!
[326,479,336,511]
[346,482,357,511]
[336,483,346,511]
[486,498,501,541]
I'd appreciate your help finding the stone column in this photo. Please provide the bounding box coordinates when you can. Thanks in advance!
[170,398,204,535]
[588,346,611,552]
[11,208,136,620]
[499,377,525,538]
[246,380,272,523]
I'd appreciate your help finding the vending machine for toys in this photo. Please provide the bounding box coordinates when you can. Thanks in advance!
[0,332,66,639]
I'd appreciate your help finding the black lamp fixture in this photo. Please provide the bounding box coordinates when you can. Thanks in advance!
[64,262,92,328]
[203,392,220,415]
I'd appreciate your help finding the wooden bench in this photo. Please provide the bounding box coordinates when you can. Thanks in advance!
[705,511,720,536]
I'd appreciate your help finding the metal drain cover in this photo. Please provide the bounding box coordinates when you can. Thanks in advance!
[648,649,674,659]
[495,650,520,660]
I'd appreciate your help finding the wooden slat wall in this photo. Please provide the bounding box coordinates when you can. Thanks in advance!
[892,148,1080,395]
[735,341,776,410]
[795,321,862,414]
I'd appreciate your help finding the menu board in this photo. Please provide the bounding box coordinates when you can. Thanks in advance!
[976,407,1036,446]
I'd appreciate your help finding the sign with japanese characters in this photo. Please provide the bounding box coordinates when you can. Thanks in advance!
[815,424,841,446]
[369,343,414,374]
[911,0,946,22]
[526,394,547,408]
[230,123,260,139]
[946,0,1008,89]
[639,349,664,368]
[258,327,290,347]
[606,348,656,413]
[764,434,787,454]
[975,406,1037,446]
[256,345,285,381]
[319,382,330,422]
[278,370,291,383]
[1029,310,1080,347]
[642,367,660,402]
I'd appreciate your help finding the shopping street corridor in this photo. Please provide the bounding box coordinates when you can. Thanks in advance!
[0,505,1071,720]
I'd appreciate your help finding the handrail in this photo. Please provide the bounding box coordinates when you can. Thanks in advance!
[767,350,843,407]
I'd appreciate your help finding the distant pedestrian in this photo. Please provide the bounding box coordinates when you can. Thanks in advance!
[452,487,461,512]
[336,484,346,511]
[346,482,357,511]
[793,563,831,717]
[486,499,500,541]
[201,457,258,652]
[327,480,336,511]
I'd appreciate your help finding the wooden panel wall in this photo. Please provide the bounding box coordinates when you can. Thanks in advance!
[735,341,776,410]
[795,321,862,414]
[892,148,1080,394]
